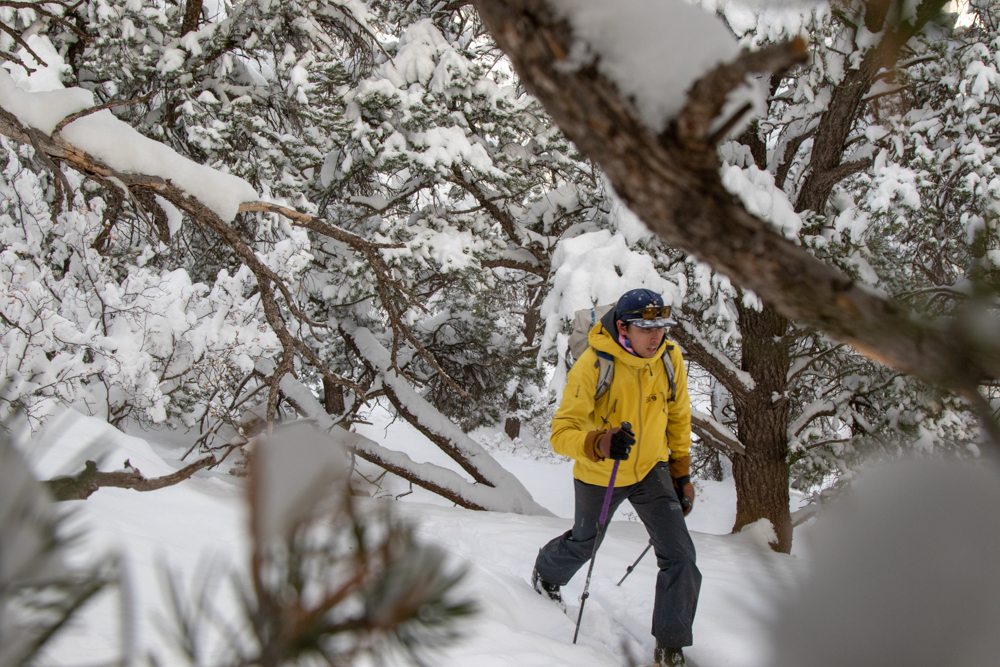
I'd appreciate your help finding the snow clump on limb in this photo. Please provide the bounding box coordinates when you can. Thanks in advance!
[721,164,803,240]
[548,0,741,133]
[537,229,684,387]
[0,70,257,222]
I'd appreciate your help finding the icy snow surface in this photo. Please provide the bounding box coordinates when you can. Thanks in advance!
[20,406,810,666]
[549,0,740,133]
[0,62,257,222]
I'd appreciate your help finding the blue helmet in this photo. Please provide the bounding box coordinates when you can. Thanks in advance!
[615,288,677,329]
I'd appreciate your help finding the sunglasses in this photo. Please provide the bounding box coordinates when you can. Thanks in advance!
[624,305,672,320]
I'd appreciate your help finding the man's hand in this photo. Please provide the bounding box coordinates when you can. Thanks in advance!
[599,427,635,460]
[673,475,695,516]
[670,455,694,516]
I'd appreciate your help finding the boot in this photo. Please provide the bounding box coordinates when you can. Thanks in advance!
[654,644,685,667]
[531,568,564,608]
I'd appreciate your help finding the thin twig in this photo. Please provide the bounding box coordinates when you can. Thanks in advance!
[53,92,155,135]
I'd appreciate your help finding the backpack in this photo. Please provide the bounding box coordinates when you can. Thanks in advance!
[568,304,677,403]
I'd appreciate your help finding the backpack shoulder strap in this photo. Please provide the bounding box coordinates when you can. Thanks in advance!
[662,344,677,402]
[594,350,615,402]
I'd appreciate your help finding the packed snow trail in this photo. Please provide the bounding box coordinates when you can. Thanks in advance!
[22,409,799,666]
[392,502,794,667]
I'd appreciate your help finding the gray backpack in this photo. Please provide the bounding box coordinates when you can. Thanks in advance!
[568,304,677,402]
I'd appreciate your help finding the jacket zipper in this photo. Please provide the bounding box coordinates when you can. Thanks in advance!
[634,367,643,483]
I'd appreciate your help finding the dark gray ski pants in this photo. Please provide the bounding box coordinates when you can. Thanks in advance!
[534,461,701,647]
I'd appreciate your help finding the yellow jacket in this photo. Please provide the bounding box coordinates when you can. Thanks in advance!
[551,318,691,487]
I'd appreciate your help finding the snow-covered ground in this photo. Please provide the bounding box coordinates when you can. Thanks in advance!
[22,407,806,667]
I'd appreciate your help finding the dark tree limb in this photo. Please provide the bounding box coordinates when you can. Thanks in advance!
[45,455,216,501]
[53,93,155,136]
[670,319,752,403]
[677,39,807,149]
[481,257,546,277]
[474,0,1000,404]
[794,0,950,213]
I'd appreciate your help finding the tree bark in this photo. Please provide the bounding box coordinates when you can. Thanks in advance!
[181,0,203,35]
[45,455,216,501]
[324,376,345,415]
[731,304,793,552]
[504,284,546,440]
[504,391,520,439]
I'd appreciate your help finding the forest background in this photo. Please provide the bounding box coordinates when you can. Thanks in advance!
[3,0,1000,663]
[0,0,998,641]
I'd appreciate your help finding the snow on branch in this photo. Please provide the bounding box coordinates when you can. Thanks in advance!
[789,391,853,439]
[275,369,553,516]
[0,81,465,427]
[0,70,256,221]
[474,0,1000,408]
[691,408,745,457]
[671,318,755,397]
[343,431,551,515]
[344,324,543,497]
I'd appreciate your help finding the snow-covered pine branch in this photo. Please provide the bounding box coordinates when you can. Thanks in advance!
[671,318,755,398]
[690,408,745,457]
[788,391,853,440]
[275,367,552,516]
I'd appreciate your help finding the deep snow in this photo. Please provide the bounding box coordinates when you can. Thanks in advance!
[23,407,803,666]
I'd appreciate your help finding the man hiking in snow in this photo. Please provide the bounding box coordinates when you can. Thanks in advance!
[532,288,701,667]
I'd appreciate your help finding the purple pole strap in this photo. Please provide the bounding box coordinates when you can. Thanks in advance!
[599,460,620,525]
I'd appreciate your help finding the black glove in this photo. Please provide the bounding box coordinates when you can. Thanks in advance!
[673,474,693,514]
[599,427,635,460]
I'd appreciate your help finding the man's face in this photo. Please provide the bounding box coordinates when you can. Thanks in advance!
[616,321,665,358]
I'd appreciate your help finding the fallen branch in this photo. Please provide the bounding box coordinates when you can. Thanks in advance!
[45,455,217,501]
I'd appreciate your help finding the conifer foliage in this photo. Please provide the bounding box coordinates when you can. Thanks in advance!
[0,0,997,553]
[0,0,600,514]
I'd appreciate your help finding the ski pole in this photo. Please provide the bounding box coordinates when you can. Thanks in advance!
[573,422,631,644]
[616,541,652,586]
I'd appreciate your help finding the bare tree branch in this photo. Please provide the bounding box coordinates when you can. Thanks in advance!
[53,93,155,136]
[45,455,216,501]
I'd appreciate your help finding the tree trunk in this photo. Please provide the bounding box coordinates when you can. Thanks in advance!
[731,303,793,552]
[323,377,345,415]
[181,0,203,35]
[504,391,520,439]
[503,284,545,440]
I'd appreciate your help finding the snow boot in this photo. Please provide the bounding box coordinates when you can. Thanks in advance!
[531,568,565,609]
[653,645,685,667]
